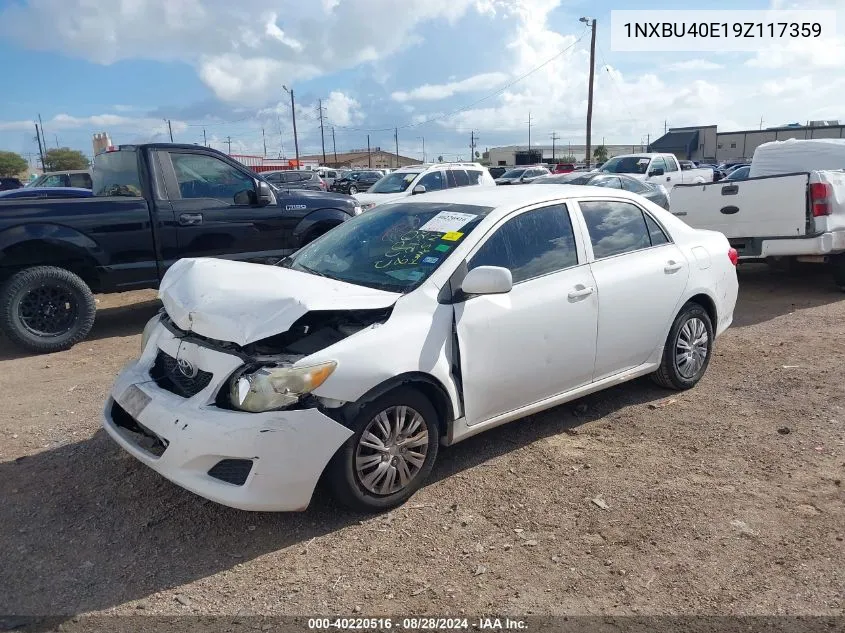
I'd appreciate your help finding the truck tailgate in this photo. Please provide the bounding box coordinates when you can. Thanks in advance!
[671,173,809,238]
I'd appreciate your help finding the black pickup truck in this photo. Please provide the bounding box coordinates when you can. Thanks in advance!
[0,143,361,353]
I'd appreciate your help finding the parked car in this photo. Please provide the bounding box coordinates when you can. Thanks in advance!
[27,170,92,189]
[317,168,341,188]
[532,172,671,210]
[330,170,384,195]
[0,177,24,191]
[723,163,750,176]
[488,166,508,179]
[724,166,750,181]
[679,160,697,170]
[553,163,577,174]
[103,184,738,512]
[671,139,845,288]
[354,162,496,210]
[494,166,550,185]
[0,143,361,353]
[599,153,713,190]
[262,170,327,191]
[0,186,93,199]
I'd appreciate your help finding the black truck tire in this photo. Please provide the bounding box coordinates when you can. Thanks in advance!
[832,254,845,291]
[0,266,97,353]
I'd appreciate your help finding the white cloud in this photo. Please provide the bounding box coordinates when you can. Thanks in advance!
[0,0,491,104]
[664,59,723,71]
[325,91,362,126]
[391,72,509,102]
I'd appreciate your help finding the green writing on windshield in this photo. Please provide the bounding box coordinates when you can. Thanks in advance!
[375,229,445,270]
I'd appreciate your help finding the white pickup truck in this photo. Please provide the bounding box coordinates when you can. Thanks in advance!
[598,153,714,191]
[670,139,845,289]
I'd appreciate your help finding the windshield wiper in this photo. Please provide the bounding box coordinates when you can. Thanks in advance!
[296,263,332,279]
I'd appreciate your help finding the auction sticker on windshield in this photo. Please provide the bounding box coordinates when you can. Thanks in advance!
[419,212,477,233]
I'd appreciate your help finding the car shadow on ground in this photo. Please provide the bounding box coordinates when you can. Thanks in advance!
[0,377,665,623]
[733,262,843,328]
[0,299,161,361]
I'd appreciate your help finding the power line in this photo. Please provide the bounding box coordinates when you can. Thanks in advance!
[596,43,637,128]
[325,28,589,133]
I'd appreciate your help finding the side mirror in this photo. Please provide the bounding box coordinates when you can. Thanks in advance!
[256,180,274,206]
[460,266,513,296]
[412,184,426,195]
[649,167,665,177]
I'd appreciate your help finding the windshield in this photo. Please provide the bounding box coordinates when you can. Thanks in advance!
[600,156,650,174]
[280,202,492,292]
[369,171,421,193]
[501,169,526,178]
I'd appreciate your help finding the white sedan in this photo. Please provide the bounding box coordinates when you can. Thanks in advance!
[103,185,739,512]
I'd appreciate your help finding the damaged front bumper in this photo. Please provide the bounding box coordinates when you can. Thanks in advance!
[102,323,353,511]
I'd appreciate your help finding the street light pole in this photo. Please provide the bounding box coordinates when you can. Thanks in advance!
[418,136,426,163]
[580,16,597,168]
[282,85,300,167]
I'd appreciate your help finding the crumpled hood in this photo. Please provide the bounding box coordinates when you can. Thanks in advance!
[353,192,407,207]
[159,258,401,346]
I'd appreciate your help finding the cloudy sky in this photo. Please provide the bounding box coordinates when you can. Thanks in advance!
[0,0,841,164]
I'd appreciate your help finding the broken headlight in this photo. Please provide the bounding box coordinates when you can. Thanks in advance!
[140,313,161,353]
[229,361,337,413]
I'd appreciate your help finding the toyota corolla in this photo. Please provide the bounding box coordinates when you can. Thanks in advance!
[103,185,738,512]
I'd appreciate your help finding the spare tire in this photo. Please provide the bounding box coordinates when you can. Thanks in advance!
[0,266,97,353]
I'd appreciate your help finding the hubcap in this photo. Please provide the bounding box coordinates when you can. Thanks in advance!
[18,285,78,337]
[675,317,709,379]
[355,405,429,496]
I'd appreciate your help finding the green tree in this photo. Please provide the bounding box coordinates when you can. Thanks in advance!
[0,151,28,177]
[44,147,89,171]
[593,145,608,162]
[557,154,577,163]
[437,155,443,162]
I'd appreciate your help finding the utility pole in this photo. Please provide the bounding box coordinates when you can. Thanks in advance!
[37,114,48,162]
[394,127,399,169]
[54,134,59,149]
[418,136,426,163]
[262,128,267,157]
[580,16,597,168]
[203,128,207,147]
[550,131,560,161]
[759,116,764,130]
[34,123,45,170]
[664,119,668,134]
[332,127,338,165]
[470,130,477,161]
[283,85,300,167]
[318,99,327,164]
[165,119,174,142]
[526,111,532,152]
[226,136,232,155]
[647,133,650,151]
[367,134,372,168]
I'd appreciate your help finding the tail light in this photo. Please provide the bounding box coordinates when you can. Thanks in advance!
[728,248,739,266]
[810,182,832,217]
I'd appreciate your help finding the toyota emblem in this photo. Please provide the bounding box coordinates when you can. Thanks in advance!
[176,356,198,379]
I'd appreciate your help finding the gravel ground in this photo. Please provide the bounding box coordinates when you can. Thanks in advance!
[1,263,843,620]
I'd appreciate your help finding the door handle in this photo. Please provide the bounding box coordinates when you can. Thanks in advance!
[567,285,594,300]
[664,260,683,273]
[666,177,671,182]
[179,213,203,226]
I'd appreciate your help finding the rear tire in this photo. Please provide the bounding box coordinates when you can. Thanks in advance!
[651,302,714,390]
[326,387,440,512]
[0,266,96,353]
[831,254,845,291]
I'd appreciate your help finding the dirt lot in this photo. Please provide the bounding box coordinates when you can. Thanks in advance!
[1,264,843,620]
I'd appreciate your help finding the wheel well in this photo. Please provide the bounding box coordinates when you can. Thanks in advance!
[687,293,717,327]
[0,241,101,291]
[339,373,455,437]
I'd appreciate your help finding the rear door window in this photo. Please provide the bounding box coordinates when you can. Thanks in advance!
[92,150,143,197]
[466,170,483,184]
[446,170,457,188]
[69,173,92,188]
[452,169,470,187]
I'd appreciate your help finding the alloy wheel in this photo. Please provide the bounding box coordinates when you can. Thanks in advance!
[675,317,709,379]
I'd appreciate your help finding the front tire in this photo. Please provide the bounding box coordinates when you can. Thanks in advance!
[0,266,96,353]
[327,387,440,512]
[651,302,714,390]
[348,186,358,194]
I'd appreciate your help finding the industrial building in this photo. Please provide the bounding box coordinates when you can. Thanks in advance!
[649,121,845,163]
[297,147,422,170]
[485,143,644,166]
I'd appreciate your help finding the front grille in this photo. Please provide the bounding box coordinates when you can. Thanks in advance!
[150,349,213,398]
[110,401,168,457]
[208,459,253,486]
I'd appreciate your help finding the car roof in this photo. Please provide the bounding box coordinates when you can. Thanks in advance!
[387,183,647,213]
[41,170,90,175]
